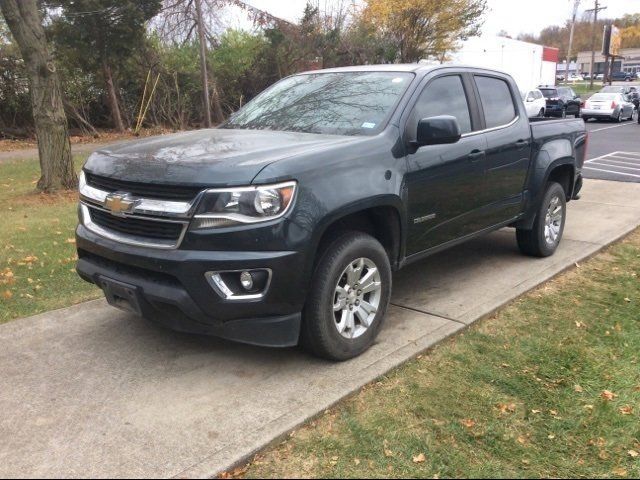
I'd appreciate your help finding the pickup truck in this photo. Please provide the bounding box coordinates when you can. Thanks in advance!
[76,65,587,361]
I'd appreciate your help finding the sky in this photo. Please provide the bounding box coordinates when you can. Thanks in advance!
[242,0,640,38]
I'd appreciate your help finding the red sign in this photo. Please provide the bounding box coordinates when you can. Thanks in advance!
[543,47,559,63]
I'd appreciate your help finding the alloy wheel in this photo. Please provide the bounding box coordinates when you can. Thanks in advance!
[332,257,382,339]
[544,195,564,246]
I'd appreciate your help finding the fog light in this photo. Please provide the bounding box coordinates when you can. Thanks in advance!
[240,271,253,290]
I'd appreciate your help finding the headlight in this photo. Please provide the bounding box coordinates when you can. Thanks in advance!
[191,181,297,229]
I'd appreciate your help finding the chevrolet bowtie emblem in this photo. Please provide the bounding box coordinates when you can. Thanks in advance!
[104,193,136,215]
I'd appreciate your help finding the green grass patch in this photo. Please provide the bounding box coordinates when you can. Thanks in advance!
[0,155,100,323]
[240,231,640,479]
[571,82,605,97]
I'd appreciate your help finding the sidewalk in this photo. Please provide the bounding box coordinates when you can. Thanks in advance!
[0,179,639,478]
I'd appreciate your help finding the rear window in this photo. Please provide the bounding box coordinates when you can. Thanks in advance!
[540,89,557,98]
[475,76,517,128]
[590,93,618,101]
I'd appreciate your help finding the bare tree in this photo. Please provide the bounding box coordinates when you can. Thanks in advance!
[0,0,76,192]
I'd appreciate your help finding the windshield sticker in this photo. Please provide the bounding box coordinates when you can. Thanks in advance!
[361,122,376,129]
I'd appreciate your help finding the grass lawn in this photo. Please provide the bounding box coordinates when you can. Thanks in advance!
[0,155,100,323]
[571,82,606,97]
[237,230,640,479]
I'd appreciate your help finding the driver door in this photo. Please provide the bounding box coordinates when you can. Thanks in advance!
[404,74,487,256]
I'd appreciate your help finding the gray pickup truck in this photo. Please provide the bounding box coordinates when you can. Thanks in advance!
[76,65,587,360]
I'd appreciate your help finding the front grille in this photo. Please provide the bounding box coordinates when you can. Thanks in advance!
[89,208,184,241]
[85,172,203,201]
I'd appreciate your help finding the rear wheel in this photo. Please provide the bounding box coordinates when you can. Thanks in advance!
[301,232,391,361]
[516,182,566,258]
[616,111,623,122]
[574,108,581,118]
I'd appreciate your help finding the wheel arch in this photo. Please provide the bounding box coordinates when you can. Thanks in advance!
[310,197,405,273]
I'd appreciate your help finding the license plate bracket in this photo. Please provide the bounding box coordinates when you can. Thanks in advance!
[99,276,142,315]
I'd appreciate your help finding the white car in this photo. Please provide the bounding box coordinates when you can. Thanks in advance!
[581,92,635,122]
[568,74,584,82]
[520,89,547,118]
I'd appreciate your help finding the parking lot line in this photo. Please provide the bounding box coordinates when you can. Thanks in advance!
[599,159,640,167]
[608,154,640,162]
[588,123,636,133]
[583,166,640,178]
[589,161,640,171]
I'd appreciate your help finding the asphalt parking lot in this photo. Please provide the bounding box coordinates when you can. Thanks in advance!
[583,118,640,182]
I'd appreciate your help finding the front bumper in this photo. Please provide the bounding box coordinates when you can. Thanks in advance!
[76,223,309,347]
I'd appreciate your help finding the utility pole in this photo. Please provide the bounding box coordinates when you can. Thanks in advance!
[585,0,607,89]
[564,0,580,85]
[195,0,212,128]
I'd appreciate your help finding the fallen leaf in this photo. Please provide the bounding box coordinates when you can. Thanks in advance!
[628,450,639,458]
[575,321,586,328]
[548,434,556,439]
[549,409,559,416]
[619,405,633,415]
[66,238,76,244]
[354,458,361,465]
[612,467,627,477]
[624,298,631,303]
[601,390,617,401]
[584,405,594,411]
[461,419,475,428]
[497,403,516,414]
[412,453,426,464]
[2,290,12,300]
[574,385,584,393]
[531,409,542,414]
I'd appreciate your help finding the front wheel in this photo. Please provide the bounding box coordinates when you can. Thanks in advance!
[516,182,566,257]
[301,232,391,361]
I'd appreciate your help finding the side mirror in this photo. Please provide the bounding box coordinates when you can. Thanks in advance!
[413,115,461,147]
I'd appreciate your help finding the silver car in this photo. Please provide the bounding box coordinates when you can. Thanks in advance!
[581,93,635,122]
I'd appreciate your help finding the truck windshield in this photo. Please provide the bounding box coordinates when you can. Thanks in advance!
[221,72,414,136]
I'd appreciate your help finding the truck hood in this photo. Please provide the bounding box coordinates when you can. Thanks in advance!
[83,128,361,187]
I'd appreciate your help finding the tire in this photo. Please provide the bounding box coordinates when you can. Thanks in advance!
[300,231,392,361]
[561,108,567,119]
[516,182,566,258]
[616,111,622,122]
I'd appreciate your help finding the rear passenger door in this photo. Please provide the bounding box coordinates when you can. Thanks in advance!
[472,74,532,225]
[403,73,487,255]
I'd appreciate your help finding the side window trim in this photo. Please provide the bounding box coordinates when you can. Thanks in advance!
[463,73,520,137]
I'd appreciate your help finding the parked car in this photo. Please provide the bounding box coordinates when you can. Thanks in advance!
[595,73,604,80]
[581,92,635,122]
[556,74,565,82]
[568,74,584,82]
[583,73,592,80]
[611,71,634,82]
[538,86,582,118]
[520,88,547,118]
[76,65,587,360]
[600,84,639,101]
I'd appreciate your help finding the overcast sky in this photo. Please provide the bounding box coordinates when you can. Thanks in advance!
[243,0,640,37]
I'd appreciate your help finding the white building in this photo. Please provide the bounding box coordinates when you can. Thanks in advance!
[447,35,558,89]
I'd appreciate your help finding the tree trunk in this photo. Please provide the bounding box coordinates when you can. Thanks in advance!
[195,0,212,128]
[103,62,125,133]
[0,0,76,192]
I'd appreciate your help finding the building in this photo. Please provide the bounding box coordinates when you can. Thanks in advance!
[556,61,579,77]
[576,47,640,76]
[448,35,558,89]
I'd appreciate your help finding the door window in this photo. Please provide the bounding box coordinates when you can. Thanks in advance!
[407,75,472,137]
[474,76,517,129]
